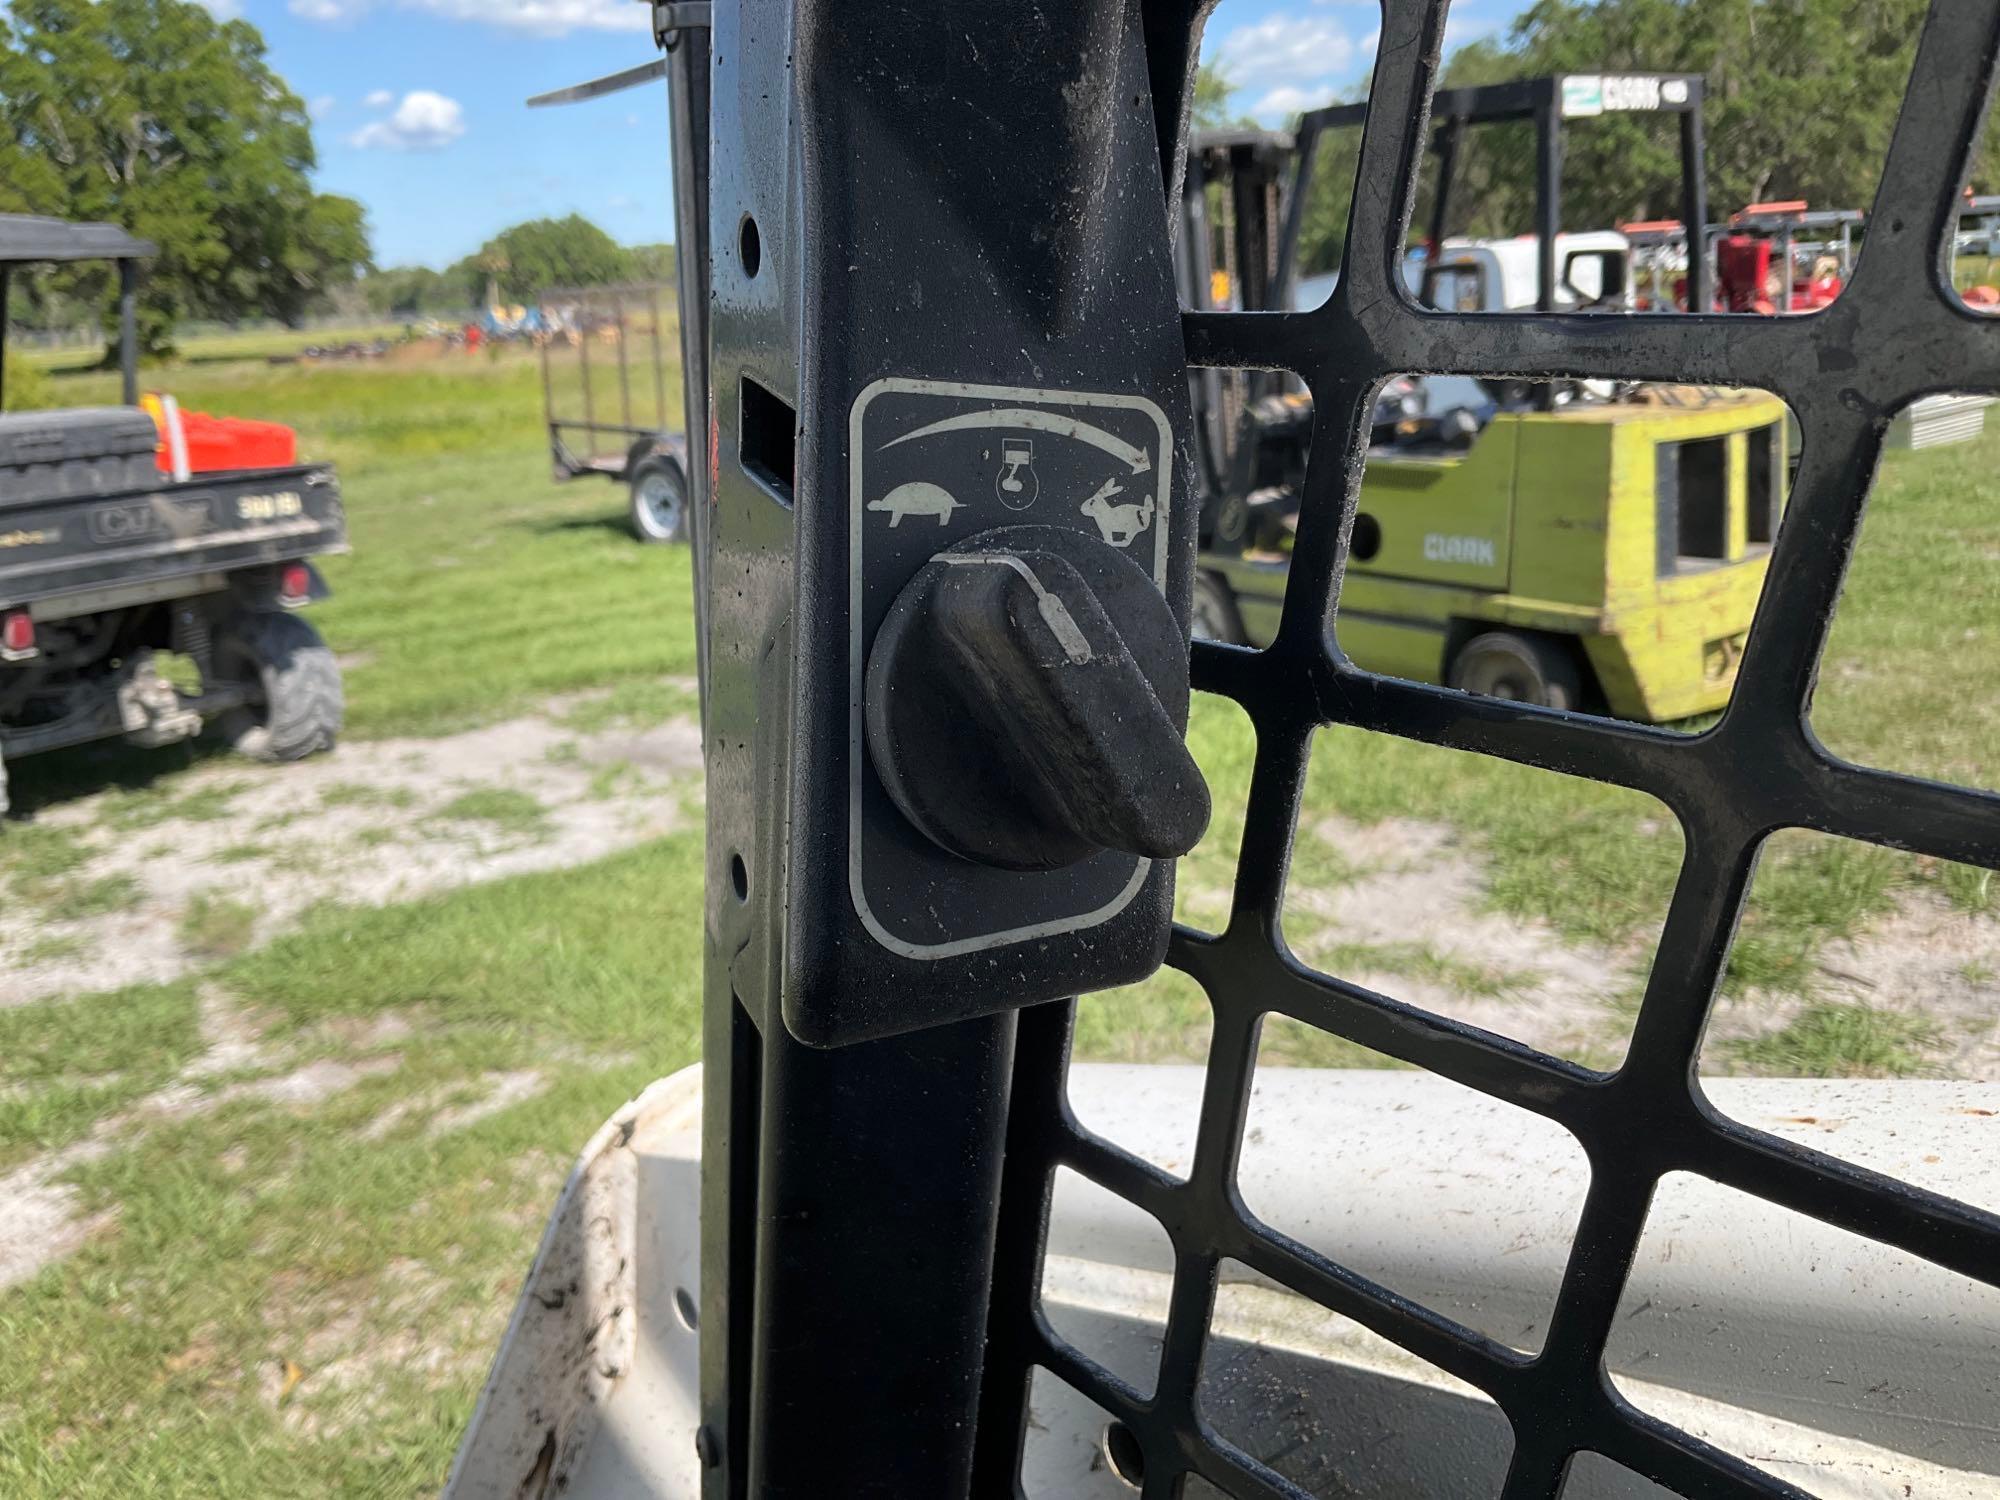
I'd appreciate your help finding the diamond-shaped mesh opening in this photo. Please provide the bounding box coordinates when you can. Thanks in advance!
[969,9,2000,1499]
[1696,829,2000,1221]
[1042,1167,1175,1400]
[1206,364,1799,730]
[1398,14,1921,319]
[1071,967,1213,1178]
[1605,1171,2000,1490]
[1237,1026,1591,1353]
[1281,726,1683,1069]
[1809,395,2000,791]
[1949,78,2000,315]
[1196,1257,1514,1498]
[1558,1452,1681,1499]
[1020,1364,1147,1495]
[1176,695,1259,934]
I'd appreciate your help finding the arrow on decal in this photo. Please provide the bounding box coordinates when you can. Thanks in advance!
[880,408,1153,474]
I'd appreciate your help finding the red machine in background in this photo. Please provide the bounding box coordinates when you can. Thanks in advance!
[1716,200,1859,312]
[1625,202,1861,314]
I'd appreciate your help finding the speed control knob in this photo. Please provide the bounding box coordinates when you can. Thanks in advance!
[863,524,1211,872]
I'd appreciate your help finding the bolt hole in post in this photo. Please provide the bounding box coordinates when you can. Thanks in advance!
[1101,1422,1145,1489]
[729,852,749,902]
[738,213,761,278]
[672,1285,699,1331]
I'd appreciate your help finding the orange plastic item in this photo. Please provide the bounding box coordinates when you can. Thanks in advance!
[142,394,297,474]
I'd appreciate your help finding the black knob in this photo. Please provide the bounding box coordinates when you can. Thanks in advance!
[864,524,1210,871]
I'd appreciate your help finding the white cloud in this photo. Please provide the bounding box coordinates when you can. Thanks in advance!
[348,91,467,152]
[407,0,647,32]
[1213,12,1357,84]
[292,0,643,32]
[1248,83,1338,122]
[1444,13,1499,50]
[310,94,338,120]
[364,88,395,108]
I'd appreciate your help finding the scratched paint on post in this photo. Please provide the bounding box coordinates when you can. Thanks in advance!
[846,377,1175,959]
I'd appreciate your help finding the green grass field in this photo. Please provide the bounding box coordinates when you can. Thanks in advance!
[0,336,1995,1494]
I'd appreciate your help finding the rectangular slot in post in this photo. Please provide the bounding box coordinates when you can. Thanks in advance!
[740,374,797,503]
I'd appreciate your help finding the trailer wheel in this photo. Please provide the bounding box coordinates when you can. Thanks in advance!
[1191,572,1247,646]
[629,457,688,544]
[1448,630,1581,711]
[213,611,343,762]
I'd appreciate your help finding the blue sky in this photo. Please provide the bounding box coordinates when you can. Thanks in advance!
[241,0,1519,269]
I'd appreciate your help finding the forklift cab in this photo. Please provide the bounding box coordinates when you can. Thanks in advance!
[1411,230,1633,314]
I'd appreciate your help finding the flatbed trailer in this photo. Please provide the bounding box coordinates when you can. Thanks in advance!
[538,281,693,544]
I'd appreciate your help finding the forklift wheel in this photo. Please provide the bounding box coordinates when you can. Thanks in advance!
[1448,631,1581,711]
[214,611,344,762]
[629,458,688,545]
[1191,573,1246,646]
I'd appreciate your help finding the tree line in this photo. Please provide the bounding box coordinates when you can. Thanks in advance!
[0,0,676,350]
[0,0,368,351]
[356,221,677,321]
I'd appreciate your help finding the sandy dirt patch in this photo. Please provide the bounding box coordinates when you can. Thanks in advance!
[1290,814,2000,1075]
[0,706,702,1009]
[0,986,412,1290]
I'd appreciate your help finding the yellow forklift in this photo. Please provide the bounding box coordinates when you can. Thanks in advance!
[1185,75,1787,722]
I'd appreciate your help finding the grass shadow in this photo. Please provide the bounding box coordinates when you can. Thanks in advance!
[5,736,235,820]
[521,511,641,542]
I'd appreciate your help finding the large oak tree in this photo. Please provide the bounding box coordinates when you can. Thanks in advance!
[0,0,371,350]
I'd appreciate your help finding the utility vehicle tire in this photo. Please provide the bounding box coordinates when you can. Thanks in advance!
[1191,572,1247,646]
[214,611,343,762]
[1448,630,1581,711]
[629,457,688,544]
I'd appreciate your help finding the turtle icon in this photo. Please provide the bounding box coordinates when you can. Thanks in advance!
[868,481,964,528]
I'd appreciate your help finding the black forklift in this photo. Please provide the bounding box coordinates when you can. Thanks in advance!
[0,215,348,812]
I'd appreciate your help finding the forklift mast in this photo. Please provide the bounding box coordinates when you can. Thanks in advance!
[1285,74,1712,316]
[606,4,2000,1494]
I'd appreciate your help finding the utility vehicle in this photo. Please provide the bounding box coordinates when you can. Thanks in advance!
[0,215,346,812]
[1183,76,1787,722]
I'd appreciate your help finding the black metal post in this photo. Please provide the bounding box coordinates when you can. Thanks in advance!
[1680,105,1709,313]
[1269,123,1320,310]
[697,3,1197,1494]
[1533,101,1560,312]
[1535,98,1560,410]
[118,259,140,406]
[0,264,10,411]
[1427,115,1463,266]
[663,9,713,714]
[612,291,634,430]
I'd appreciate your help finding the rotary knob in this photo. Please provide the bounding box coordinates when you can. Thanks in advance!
[863,524,1210,871]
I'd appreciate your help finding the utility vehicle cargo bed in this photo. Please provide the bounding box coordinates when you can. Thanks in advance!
[0,462,346,609]
[0,407,161,507]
